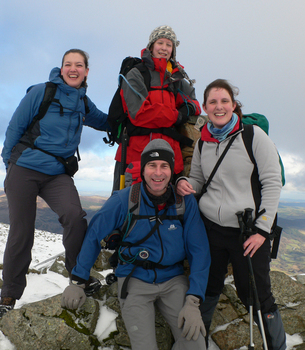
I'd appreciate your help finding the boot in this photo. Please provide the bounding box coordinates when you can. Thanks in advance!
[0,297,16,318]
[255,309,286,350]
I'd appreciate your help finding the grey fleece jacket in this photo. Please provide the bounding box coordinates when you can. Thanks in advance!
[186,125,282,234]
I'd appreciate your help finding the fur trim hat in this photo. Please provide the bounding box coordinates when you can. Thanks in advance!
[147,25,180,61]
[141,139,175,180]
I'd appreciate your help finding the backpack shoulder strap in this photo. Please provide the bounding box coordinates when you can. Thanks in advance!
[27,82,57,134]
[198,138,203,154]
[241,124,255,164]
[120,182,141,235]
[241,123,262,215]
[174,186,185,220]
[129,182,141,214]
[82,95,90,114]
[134,62,151,91]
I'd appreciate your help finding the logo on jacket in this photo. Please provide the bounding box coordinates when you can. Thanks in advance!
[150,152,159,158]
[168,224,177,231]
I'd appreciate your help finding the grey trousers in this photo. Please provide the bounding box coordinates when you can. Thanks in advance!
[1,164,87,299]
[118,275,206,350]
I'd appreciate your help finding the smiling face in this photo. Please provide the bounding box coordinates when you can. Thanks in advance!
[61,52,89,89]
[143,160,171,196]
[151,38,173,61]
[202,88,237,129]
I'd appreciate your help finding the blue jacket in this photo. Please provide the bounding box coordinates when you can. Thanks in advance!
[72,183,211,300]
[1,67,109,174]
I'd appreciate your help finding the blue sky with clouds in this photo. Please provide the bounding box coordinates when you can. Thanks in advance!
[1,0,304,200]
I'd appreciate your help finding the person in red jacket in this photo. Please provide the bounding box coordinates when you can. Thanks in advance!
[112,25,201,191]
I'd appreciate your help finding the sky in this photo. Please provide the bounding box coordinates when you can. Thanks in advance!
[0,224,303,349]
[0,0,304,200]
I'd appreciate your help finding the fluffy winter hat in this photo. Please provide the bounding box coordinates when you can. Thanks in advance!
[141,139,175,179]
[147,25,180,61]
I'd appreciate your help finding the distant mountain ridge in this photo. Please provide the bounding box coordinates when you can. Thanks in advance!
[0,189,304,275]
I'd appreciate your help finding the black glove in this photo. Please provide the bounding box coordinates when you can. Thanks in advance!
[175,104,195,126]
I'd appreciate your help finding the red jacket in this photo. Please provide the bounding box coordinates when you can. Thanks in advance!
[115,49,201,174]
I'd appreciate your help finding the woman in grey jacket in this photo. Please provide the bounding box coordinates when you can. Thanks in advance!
[177,79,286,350]
[0,49,108,317]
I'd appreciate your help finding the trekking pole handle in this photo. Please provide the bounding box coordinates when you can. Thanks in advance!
[236,211,245,233]
[244,208,254,231]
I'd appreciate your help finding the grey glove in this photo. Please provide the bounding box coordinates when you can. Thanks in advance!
[61,281,86,310]
[178,295,206,341]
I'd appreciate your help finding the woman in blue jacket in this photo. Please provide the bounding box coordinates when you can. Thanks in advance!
[0,49,109,317]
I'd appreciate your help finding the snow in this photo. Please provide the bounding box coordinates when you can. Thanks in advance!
[0,223,303,349]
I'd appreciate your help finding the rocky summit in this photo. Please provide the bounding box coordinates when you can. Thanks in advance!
[1,250,305,350]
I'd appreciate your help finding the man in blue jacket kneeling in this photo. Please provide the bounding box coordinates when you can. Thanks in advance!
[61,139,211,350]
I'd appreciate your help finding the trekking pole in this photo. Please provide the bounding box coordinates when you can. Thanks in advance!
[33,251,65,270]
[120,127,128,190]
[236,210,268,350]
[236,211,254,350]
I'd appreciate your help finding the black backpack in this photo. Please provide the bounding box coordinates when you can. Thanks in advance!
[104,57,151,146]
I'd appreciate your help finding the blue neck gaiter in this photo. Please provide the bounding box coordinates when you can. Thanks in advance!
[207,113,238,142]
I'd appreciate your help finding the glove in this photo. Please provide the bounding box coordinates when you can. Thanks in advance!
[178,295,206,341]
[61,281,86,310]
[125,161,142,187]
[175,104,195,126]
[175,111,189,126]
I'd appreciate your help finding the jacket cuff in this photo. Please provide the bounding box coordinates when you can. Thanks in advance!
[175,176,188,186]
[255,227,270,239]
[186,293,203,303]
[71,274,87,284]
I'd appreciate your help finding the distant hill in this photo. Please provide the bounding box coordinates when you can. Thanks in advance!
[271,203,305,275]
[0,191,108,235]
[0,189,304,276]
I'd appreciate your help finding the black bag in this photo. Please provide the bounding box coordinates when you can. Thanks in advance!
[59,155,78,177]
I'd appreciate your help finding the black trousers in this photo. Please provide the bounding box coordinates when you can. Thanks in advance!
[2,164,87,299]
[202,219,275,315]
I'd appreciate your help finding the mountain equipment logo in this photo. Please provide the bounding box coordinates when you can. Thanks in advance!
[168,224,177,231]
[150,152,160,157]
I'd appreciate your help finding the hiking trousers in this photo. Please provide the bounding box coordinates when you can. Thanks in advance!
[1,164,87,300]
[118,275,206,350]
[200,220,286,349]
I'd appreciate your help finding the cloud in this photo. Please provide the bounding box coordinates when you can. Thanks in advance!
[280,153,305,193]
[1,0,305,199]
[76,152,115,182]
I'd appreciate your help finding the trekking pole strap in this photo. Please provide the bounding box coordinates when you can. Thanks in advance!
[120,265,137,299]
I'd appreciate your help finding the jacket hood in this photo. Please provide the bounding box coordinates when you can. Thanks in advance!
[49,67,87,97]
